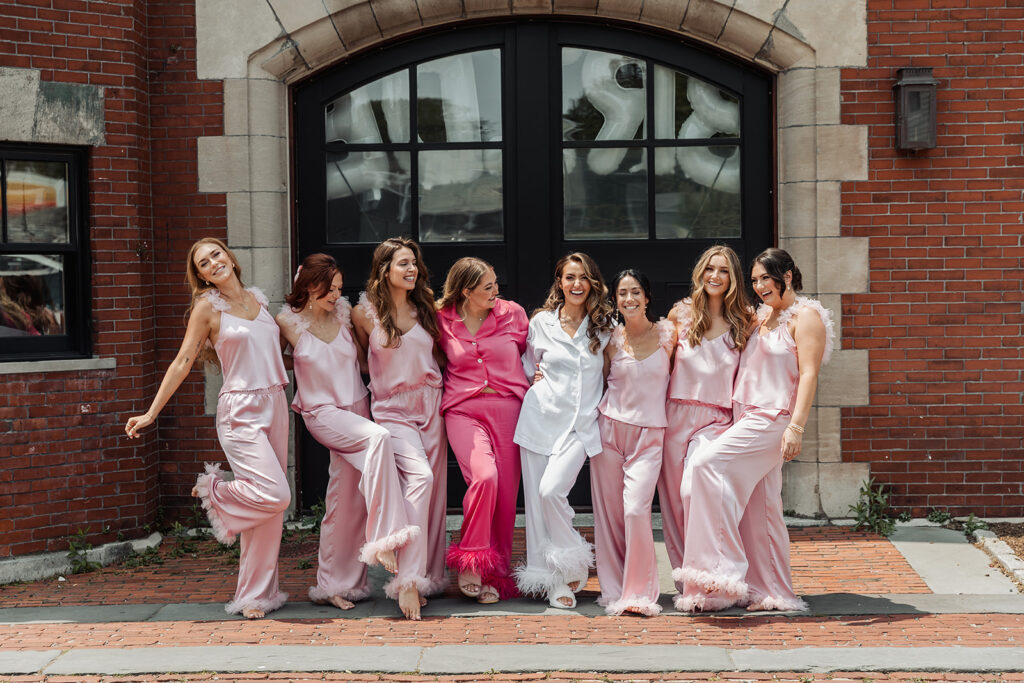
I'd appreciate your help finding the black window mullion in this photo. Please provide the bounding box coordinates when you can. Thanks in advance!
[1,158,6,244]
[646,58,656,241]
[409,65,419,242]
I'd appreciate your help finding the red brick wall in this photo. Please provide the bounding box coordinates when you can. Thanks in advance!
[840,0,1024,516]
[0,0,224,557]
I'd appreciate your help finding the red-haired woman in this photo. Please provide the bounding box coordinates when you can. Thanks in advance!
[125,237,290,619]
[277,253,424,620]
[513,252,615,609]
[352,238,447,602]
[661,245,754,612]
[677,248,833,612]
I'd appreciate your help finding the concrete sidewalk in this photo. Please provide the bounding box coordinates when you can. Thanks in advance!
[1,524,1022,677]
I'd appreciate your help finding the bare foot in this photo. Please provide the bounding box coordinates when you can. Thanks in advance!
[420,596,428,607]
[568,580,581,592]
[458,571,481,597]
[191,486,199,498]
[477,585,500,605]
[625,605,645,615]
[376,549,398,573]
[242,607,265,620]
[328,595,355,610]
[399,586,422,620]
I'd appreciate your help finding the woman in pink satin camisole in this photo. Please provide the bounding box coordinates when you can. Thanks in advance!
[679,248,834,613]
[125,238,291,619]
[278,253,425,620]
[661,246,755,613]
[591,269,675,617]
[352,238,447,607]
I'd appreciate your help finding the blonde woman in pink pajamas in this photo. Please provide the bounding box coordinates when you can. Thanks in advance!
[675,248,833,612]
[437,257,529,604]
[352,238,447,602]
[125,237,291,619]
[278,253,426,619]
[661,246,754,612]
[592,269,675,617]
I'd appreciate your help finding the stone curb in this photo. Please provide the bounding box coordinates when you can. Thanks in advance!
[0,533,162,585]
[976,529,1024,584]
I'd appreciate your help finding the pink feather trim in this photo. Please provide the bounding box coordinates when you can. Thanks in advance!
[671,566,748,598]
[601,595,663,617]
[383,572,434,599]
[194,463,236,546]
[225,590,288,615]
[674,592,738,613]
[358,525,420,566]
[308,584,372,603]
[445,543,503,577]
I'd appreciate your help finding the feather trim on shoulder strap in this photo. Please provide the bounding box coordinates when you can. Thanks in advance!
[202,289,230,313]
[671,299,693,336]
[247,287,270,309]
[610,323,625,349]
[756,303,772,322]
[356,291,380,326]
[334,295,353,328]
[656,318,676,352]
[276,304,309,335]
[777,297,836,365]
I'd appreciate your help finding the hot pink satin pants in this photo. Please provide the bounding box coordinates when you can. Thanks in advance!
[591,416,663,616]
[201,387,291,615]
[372,385,447,596]
[302,397,426,602]
[444,393,522,597]
[675,405,806,612]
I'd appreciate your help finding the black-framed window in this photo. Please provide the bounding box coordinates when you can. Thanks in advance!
[0,144,90,361]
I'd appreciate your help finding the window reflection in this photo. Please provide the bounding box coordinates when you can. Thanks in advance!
[325,70,409,144]
[655,147,741,239]
[417,50,502,143]
[562,48,646,143]
[326,151,411,243]
[652,65,740,140]
[0,254,64,337]
[5,160,69,244]
[419,149,503,242]
[564,147,647,240]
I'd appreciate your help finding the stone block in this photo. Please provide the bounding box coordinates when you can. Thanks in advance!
[594,0,643,21]
[197,0,283,79]
[782,0,866,67]
[417,0,465,26]
[464,0,512,18]
[816,181,841,237]
[248,78,287,137]
[198,136,250,193]
[817,293,842,344]
[250,192,289,248]
[816,406,841,463]
[249,136,287,193]
[819,462,870,519]
[777,236,817,292]
[732,0,785,26]
[204,365,222,415]
[222,79,249,137]
[755,25,815,70]
[815,67,841,125]
[250,247,290,304]
[792,406,817,463]
[292,15,348,70]
[639,0,689,31]
[551,0,600,16]
[372,0,425,38]
[817,348,869,407]
[682,0,731,41]
[781,461,820,518]
[512,0,554,14]
[253,36,309,82]
[717,9,773,61]
[0,67,41,142]
[332,2,384,53]
[778,68,815,128]
[269,0,330,33]
[778,125,816,183]
[225,192,253,246]
[817,236,869,294]
[817,125,868,181]
[778,181,816,238]
[32,80,105,146]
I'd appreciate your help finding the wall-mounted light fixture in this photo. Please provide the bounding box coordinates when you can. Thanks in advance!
[894,67,938,150]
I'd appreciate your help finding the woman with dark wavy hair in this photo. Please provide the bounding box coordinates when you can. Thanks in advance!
[513,252,614,609]
[676,247,833,613]
[352,238,447,608]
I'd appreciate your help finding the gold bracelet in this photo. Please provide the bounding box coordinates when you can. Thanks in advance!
[786,423,805,434]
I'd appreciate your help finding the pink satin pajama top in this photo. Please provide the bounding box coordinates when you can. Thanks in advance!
[357,293,442,400]
[667,301,740,410]
[599,322,674,428]
[206,287,287,395]
[732,298,834,415]
[282,299,368,413]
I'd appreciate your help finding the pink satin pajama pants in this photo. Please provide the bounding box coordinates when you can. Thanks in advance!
[659,400,732,597]
[197,387,291,615]
[674,404,806,612]
[444,393,522,597]
[372,385,447,596]
[302,397,424,602]
[591,416,663,616]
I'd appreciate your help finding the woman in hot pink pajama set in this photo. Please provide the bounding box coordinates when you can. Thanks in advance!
[278,253,425,619]
[675,248,833,612]
[353,238,448,601]
[592,269,676,617]
[436,257,529,604]
[125,237,291,619]
[660,246,754,612]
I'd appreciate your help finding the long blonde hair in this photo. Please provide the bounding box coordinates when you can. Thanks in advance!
[184,236,243,366]
[365,238,439,347]
[436,257,493,317]
[536,252,614,355]
[686,245,753,350]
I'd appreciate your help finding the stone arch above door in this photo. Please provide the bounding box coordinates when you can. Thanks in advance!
[195,0,871,518]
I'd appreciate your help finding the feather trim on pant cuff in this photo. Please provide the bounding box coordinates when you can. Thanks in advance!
[383,573,433,599]
[308,584,372,603]
[512,564,555,597]
[671,566,747,598]
[194,463,236,546]
[543,537,594,584]
[358,525,420,566]
[225,590,288,615]
[673,593,738,613]
[744,592,808,612]
[602,596,663,617]
[445,543,502,577]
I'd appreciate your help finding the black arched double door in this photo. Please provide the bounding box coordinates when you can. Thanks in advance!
[292,21,773,510]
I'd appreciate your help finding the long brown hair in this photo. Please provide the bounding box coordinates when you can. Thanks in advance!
[436,257,492,316]
[286,253,340,311]
[536,252,613,354]
[365,238,439,346]
[184,237,243,367]
[687,245,754,350]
